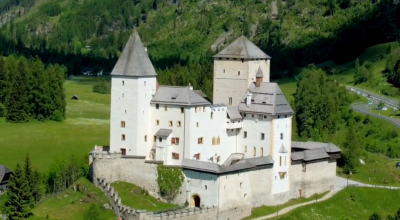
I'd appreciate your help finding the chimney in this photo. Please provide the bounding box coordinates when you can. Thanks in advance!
[156,79,160,91]
[188,83,193,90]
[255,66,264,87]
[246,90,252,107]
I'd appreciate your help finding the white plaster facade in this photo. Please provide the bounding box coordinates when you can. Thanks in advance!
[93,32,341,220]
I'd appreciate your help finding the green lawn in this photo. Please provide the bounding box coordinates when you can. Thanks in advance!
[29,178,115,220]
[370,108,400,120]
[110,181,179,212]
[0,76,110,172]
[270,187,400,220]
[243,191,329,220]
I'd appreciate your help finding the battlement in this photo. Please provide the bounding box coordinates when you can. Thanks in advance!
[96,178,218,220]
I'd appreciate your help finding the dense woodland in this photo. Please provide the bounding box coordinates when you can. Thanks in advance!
[0,56,66,122]
[0,0,399,97]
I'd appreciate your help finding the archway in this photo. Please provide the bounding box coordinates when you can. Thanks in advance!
[191,194,201,207]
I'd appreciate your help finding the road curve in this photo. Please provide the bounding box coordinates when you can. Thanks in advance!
[351,104,400,129]
[346,86,399,108]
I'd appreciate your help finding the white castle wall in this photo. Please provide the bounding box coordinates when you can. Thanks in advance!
[110,76,156,156]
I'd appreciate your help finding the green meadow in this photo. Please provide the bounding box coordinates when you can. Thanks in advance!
[270,187,400,220]
[0,76,110,172]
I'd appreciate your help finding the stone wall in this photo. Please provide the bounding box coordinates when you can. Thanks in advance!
[97,177,218,220]
[91,152,186,205]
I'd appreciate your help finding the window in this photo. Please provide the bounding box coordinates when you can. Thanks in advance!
[244,131,247,138]
[238,71,240,75]
[159,137,162,142]
[204,185,207,190]
[121,121,126,128]
[261,147,264,156]
[212,137,216,145]
[245,145,247,152]
[280,133,283,140]
[203,107,206,112]
[217,156,220,162]
[211,112,214,119]
[261,133,265,140]
[169,121,173,127]
[181,107,184,113]
[252,114,254,118]
[198,137,203,144]
[121,148,126,156]
[144,135,147,142]
[156,104,159,109]
[196,122,199,127]
[194,153,201,160]
[121,134,125,141]
[253,147,256,156]
[156,120,160,125]
[125,110,127,114]
[177,121,181,127]
[164,106,168,111]
[280,156,282,166]
[279,172,287,180]
[217,136,220,145]
[240,182,243,188]
[122,81,124,86]
[223,69,225,73]
[229,97,232,105]
[144,81,146,86]
[243,113,247,117]
[285,156,287,166]
[171,137,180,145]
[264,116,267,119]
[172,152,180,160]
[122,93,124,98]
[195,107,198,113]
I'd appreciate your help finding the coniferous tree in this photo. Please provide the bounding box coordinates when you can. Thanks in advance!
[343,117,360,174]
[5,164,34,220]
[0,57,8,104]
[369,212,382,220]
[23,154,35,208]
[31,57,51,120]
[5,60,30,123]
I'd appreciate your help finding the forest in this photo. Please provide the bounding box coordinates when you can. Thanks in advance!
[0,56,66,123]
[0,0,399,97]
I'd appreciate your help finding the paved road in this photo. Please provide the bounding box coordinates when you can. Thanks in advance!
[352,103,400,129]
[346,86,399,108]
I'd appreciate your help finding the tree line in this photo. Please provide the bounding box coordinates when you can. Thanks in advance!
[0,55,66,123]
[0,154,89,219]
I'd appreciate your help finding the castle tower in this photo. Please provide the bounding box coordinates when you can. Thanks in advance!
[213,35,271,106]
[109,31,157,156]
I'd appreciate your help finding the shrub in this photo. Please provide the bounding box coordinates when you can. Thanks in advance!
[83,204,100,220]
[0,103,5,117]
[92,78,110,94]
[52,110,64,122]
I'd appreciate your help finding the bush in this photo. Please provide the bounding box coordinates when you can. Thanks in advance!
[52,110,64,122]
[83,204,100,220]
[92,78,110,94]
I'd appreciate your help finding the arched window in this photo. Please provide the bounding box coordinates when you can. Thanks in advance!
[253,147,256,156]
[212,137,216,145]
[244,145,247,152]
[280,156,282,166]
[217,136,220,145]
[261,147,264,156]
[211,112,213,119]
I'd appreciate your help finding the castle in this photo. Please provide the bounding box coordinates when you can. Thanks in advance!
[91,31,341,220]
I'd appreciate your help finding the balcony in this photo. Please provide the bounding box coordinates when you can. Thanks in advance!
[226,119,242,129]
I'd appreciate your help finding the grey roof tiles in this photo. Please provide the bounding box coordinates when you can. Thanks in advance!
[0,165,12,184]
[227,107,243,121]
[238,82,294,115]
[155,129,173,138]
[182,155,274,174]
[291,141,341,162]
[214,35,271,59]
[292,141,341,153]
[111,31,157,77]
[151,86,211,106]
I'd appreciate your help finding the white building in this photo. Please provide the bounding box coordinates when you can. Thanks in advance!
[95,31,341,220]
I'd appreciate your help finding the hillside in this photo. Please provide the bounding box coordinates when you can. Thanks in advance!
[0,0,399,76]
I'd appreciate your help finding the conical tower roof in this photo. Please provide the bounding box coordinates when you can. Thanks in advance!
[214,35,271,59]
[256,66,264,77]
[111,31,157,77]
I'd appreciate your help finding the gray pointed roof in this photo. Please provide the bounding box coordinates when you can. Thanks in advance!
[238,82,294,115]
[151,86,211,106]
[111,31,157,77]
[278,144,288,153]
[0,165,12,184]
[155,129,173,138]
[256,67,264,77]
[227,106,243,121]
[214,35,271,59]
